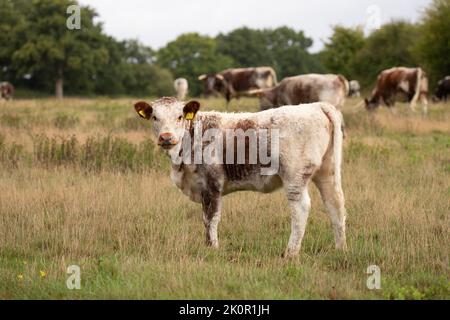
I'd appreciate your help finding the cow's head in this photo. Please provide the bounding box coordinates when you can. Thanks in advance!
[433,82,444,102]
[248,88,277,111]
[198,74,227,97]
[134,97,200,150]
[364,97,379,111]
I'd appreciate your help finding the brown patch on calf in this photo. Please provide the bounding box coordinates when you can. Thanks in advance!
[235,119,256,131]
[222,119,260,181]
[302,163,317,181]
[154,96,178,105]
[291,82,319,105]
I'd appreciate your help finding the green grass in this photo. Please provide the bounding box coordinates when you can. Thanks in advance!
[0,97,449,299]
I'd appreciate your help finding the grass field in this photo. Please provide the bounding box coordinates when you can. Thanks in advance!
[0,97,449,299]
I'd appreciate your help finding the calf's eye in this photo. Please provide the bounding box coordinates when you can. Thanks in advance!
[152,116,157,121]
[178,116,183,121]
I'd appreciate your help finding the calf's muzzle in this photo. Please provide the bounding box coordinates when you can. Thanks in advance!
[158,132,177,148]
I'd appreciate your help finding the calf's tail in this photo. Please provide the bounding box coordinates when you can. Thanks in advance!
[320,104,344,191]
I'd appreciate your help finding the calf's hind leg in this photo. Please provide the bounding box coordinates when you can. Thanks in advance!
[420,93,428,116]
[313,171,347,250]
[283,183,311,258]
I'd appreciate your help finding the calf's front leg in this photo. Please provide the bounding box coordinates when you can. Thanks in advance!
[201,191,222,248]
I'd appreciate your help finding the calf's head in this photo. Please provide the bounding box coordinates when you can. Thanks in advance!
[134,98,200,150]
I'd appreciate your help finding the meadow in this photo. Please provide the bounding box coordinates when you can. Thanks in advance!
[0,96,449,299]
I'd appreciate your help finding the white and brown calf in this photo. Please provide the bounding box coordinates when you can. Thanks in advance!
[134,97,347,257]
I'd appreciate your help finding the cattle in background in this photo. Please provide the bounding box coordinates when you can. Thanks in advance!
[133,97,347,257]
[348,80,361,97]
[249,74,349,111]
[364,67,428,114]
[198,67,277,105]
[174,78,188,100]
[0,82,14,100]
[434,76,450,102]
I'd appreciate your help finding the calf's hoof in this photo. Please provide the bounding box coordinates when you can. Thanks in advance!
[206,240,219,249]
[282,247,300,259]
[335,241,348,251]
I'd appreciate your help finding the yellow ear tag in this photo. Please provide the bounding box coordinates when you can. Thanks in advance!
[185,112,195,120]
[138,110,146,118]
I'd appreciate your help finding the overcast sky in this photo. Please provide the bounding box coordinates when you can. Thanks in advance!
[78,0,431,52]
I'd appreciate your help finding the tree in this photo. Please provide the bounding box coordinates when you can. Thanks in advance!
[351,21,419,87]
[92,38,173,97]
[11,0,109,98]
[121,40,173,97]
[265,27,323,78]
[0,0,28,81]
[217,26,323,79]
[157,33,234,96]
[320,26,365,79]
[415,0,450,87]
[216,27,271,68]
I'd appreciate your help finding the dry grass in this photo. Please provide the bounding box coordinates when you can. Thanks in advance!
[0,97,449,299]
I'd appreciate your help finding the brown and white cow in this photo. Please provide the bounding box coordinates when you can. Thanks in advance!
[365,67,428,114]
[133,97,347,257]
[0,82,14,100]
[249,74,349,111]
[198,67,277,105]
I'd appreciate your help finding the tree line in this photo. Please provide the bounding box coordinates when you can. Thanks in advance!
[0,0,448,98]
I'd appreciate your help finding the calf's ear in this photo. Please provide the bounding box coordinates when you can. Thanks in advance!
[134,101,153,120]
[183,100,200,120]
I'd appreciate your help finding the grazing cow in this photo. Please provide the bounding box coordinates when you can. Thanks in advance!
[174,78,189,100]
[249,74,349,111]
[434,76,450,102]
[0,82,14,100]
[133,97,347,257]
[198,67,277,105]
[349,80,361,98]
[365,67,428,114]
